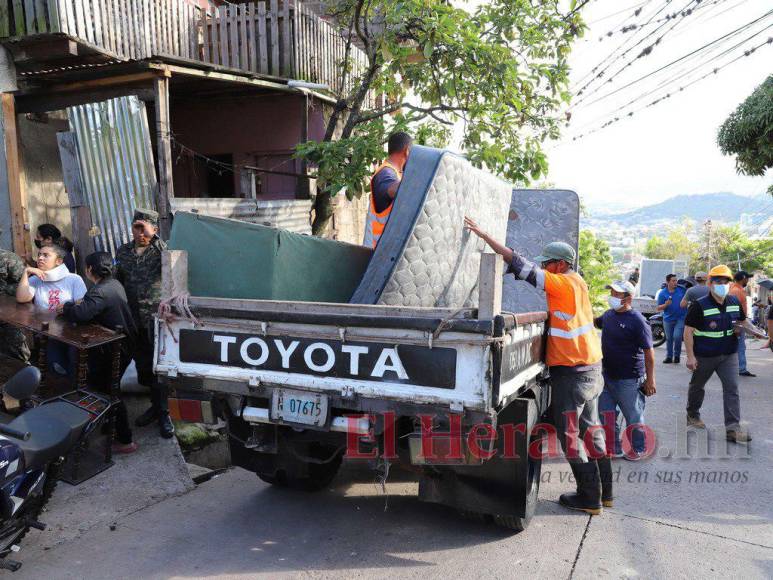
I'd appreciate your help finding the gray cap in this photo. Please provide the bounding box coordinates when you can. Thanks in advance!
[606,280,636,295]
[534,241,576,264]
[133,207,159,226]
[695,271,707,281]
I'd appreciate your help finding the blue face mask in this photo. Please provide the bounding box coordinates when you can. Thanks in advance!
[713,283,730,298]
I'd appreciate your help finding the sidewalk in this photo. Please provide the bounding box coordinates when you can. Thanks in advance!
[12,347,773,578]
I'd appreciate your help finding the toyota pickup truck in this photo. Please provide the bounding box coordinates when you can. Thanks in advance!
[154,181,580,531]
[155,250,549,531]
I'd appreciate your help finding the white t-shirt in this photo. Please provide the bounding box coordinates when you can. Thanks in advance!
[27,264,87,312]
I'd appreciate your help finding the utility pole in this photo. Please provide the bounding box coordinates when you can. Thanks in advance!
[703,219,713,270]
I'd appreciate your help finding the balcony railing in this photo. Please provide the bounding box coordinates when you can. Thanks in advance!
[0,0,368,97]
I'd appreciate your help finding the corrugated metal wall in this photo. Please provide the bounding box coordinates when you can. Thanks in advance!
[68,96,157,256]
[171,198,312,234]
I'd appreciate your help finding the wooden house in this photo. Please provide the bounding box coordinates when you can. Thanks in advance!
[0,0,370,262]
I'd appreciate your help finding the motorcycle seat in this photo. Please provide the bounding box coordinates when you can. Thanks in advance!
[7,402,92,471]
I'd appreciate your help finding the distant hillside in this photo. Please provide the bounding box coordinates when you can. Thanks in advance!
[604,192,763,225]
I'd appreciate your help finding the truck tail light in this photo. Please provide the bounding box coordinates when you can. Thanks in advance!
[169,397,214,424]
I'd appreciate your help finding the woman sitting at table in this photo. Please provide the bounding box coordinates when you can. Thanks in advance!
[59,251,138,454]
[15,244,87,377]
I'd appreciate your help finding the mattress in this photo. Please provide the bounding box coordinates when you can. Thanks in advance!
[501,189,580,314]
[350,145,512,308]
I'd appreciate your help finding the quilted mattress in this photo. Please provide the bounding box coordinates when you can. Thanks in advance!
[350,145,512,308]
[501,189,580,313]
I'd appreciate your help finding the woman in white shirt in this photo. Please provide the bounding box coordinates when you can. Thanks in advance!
[16,244,86,310]
[16,244,87,376]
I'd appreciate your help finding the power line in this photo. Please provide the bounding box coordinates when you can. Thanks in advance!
[569,35,773,140]
[574,0,703,107]
[577,8,773,108]
[571,0,675,92]
[570,22,773,132]
[573,0,697,98]
[587,0,651,25]
[596,0,726,41]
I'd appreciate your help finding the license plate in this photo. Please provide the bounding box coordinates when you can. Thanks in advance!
[270,389,328,427]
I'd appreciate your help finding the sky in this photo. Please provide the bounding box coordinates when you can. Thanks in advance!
[543,0,772,207]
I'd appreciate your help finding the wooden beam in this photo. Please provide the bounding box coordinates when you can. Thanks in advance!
[154,75,174,239]
[25,70,165,96]
[16,85,155,114]
[477,252,503,320]
[1,93,31,260]
[296,93,309,199]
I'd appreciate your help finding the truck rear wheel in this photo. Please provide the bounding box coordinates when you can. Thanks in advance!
[492,399,544,531]
[451,394,544,532]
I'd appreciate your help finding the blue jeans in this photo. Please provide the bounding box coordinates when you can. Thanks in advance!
[47,340,77,378]
[599,376,647,454]
[663,317,686,359]
[737,331,747,372]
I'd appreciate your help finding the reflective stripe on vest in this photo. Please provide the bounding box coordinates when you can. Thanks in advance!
[703,308,720,316]
[548,322,595,339]
[363,161,401,248]
[545,271,602,367]
[694,329,735,338]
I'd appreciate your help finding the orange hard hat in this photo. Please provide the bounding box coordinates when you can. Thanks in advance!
[708,265,733,279]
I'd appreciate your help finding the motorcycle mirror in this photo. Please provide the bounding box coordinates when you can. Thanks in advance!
[3,366,41,401]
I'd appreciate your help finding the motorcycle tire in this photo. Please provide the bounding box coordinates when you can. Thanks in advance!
[0,462,60,563]
[650,323,666,348]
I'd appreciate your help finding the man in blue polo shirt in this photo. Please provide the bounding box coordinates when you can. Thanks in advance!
[656,273,688,363]
[595,281,656,461]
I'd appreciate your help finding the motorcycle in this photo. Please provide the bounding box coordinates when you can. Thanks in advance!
[0,366,113,572]
[647,312,666,348]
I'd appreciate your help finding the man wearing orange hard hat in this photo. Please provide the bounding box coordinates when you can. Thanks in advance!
[683,264,765,443]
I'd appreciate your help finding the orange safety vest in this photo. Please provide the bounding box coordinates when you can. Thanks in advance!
[363,161,401,248]
[544,271,602,368]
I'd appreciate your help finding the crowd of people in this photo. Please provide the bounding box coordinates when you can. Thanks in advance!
[463,220,768,516]
[0,208,171,455]
[655,270,764,377]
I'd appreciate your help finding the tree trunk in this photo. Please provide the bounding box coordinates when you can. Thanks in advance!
[311,188,335,236]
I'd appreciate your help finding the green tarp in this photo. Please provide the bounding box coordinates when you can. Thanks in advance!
[168,212,373,303]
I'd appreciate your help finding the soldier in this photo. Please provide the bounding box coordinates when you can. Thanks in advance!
[115,208,174,439]
[0,248,30,363]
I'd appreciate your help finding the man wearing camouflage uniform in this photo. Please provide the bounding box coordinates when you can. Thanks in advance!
[0,248,30,363]
[115,208,174,438]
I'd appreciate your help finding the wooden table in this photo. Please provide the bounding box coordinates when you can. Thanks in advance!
[0,295,126,483]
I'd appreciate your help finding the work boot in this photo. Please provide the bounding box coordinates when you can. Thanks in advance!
[726,429,752,443]
[662,357,673,364]
[559,462,602,515]
[159,413,175,439]
[135,405,160,427]
[739,371,756,377]
[674,356,680,364]
[686,415,705,429]
[597,457,614,508]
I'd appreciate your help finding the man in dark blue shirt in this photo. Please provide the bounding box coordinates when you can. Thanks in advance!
[595,280,656,460]
[656,273,688,363]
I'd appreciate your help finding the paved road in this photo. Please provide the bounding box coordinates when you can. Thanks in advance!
[16,348,773,579]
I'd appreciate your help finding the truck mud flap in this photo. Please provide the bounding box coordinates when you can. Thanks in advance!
[418,386,544,522]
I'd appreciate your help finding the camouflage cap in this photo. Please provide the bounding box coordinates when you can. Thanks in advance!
[133,208,159,226]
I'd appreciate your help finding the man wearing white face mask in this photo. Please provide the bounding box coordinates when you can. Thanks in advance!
[683,265,765,443]
[594,281,656,463]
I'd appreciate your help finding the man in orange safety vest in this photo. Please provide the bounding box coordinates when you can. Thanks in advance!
[363,132,412,248]
[465,216,611,516]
